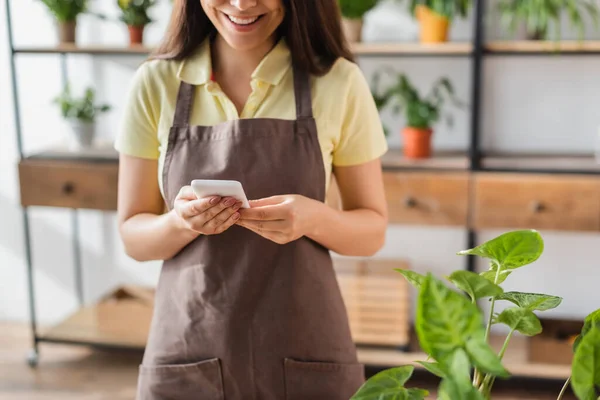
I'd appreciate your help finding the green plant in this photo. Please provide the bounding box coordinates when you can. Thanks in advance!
[338,0,380,19]
[497,0,600,40]
[118,0,155,27]
[397,0,472,19]
[350,229,600,400]
[371,70,464,132]
[53,84,111,123]
[39,0,87,22]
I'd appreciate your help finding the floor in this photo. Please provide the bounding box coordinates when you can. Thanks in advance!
[0,323,574,400]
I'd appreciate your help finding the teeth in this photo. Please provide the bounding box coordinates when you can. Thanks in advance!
[227,15,259,25]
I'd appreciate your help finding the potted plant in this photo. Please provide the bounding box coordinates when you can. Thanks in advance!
[39,0,87,44]
[372,70,464,159]
[338,0,380,43]
[117,0,155,46]
[350,229,600,400]
[497,0,600,41]
[396,0,472,43]
[54,84,111,150]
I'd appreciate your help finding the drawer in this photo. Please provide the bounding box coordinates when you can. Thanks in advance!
[383,172,469,226]
[18,159,119,210]
[473,173,600,232]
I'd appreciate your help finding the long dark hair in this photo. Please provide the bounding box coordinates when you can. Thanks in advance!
[150,0,354,76]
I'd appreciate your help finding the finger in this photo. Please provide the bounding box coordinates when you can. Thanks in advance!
[239,204,288,221]
[236,219,287,232]
[177,186,200,201]
[198,197,238,224]
[204,202,242,230]
[213,209,241,235]
[178,196,221,219]
[238,222,284,243]
[249,196,285,208]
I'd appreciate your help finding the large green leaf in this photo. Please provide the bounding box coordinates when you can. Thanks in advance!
[436,349,485,400]
[437,378,486,400]
[350,366,429,400]
[574,308,600,353]
[496,307,542,336]
[465,336,510,377]
[416,361,446,378]
[458,230,544,270]
[448,270,503,302]
[416,274,483,361]
[496,291,562,311]
[395,269,426,290]
[480,265,512,285]
[571,327,600,400]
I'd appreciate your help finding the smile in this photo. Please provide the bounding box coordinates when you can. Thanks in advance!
[225,13,264,26]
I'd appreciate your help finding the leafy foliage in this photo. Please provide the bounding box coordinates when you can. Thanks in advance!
[496,292,562,311]
[496,0,600,40]
[448,270,504,303]
[338,0,380,19]
[371,70,465,131]
[53,84,111,123]
[496,307,543,336]
[39,0,87,22]
[571,327,600,399]
[395,269,426,290]
[118,0,155,26]
[396,0,472,19]
[351,366,428,400]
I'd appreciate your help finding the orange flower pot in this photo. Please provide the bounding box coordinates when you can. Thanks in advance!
[128,25,145,45]
[403,127,432,159]
[415,5,450,43]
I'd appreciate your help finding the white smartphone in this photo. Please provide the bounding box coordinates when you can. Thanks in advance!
[191,179,251,209]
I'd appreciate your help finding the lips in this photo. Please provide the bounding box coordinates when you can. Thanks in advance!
[225,13,263,26]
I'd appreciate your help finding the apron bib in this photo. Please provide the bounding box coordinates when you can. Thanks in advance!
[136,63,365,400]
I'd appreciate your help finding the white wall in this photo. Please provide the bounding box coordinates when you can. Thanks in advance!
[2,0,600,334]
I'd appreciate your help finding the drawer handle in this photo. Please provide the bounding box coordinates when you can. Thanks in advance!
[62,182,75,195]
[403,196,417,208]
[530,201,545,213]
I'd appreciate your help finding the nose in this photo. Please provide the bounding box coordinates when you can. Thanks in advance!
[230,0,257,11]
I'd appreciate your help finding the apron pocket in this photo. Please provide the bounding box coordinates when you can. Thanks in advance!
[137,358,225,400]
[283,358,365,400]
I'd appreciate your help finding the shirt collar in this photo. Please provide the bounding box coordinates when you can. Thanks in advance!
[177,37,292,86]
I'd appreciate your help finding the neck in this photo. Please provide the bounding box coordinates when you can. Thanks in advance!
[212,35,277,81]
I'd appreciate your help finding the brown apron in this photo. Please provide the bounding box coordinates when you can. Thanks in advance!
[136,61,365,400]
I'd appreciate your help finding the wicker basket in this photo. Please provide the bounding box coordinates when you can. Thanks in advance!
[333,258,411,348]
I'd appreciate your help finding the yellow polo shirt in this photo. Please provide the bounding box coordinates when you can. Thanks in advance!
[115,38,388,195]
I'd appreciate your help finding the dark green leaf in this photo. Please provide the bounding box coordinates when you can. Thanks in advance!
[416,361,446,378]
[416,274,483,361]
[571,327,600,400]
[574,308,600,353]
[496,307,542,336]
[458,230,544,270]
[351,366,429,400]
[465,336,510,377]
[448,270,503,302]
[496,291,562,311]
[395,269,426,290]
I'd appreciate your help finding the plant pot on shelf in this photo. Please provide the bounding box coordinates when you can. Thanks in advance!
[341,17,364,43]
[402,127,432,159]
[57,20,77,44]
[128,25,145,45]
[415,5,450,43]
[68,119,96,150]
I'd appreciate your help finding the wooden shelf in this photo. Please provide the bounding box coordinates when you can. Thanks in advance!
[382,149,470,171]
[25,142,119,162]
[482,153,600,173]
[352,42,473,55]
[357,334,571,381]
[13,44,152,55]
[487,40,600,54]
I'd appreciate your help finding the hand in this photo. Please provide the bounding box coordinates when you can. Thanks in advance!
[172,186,242,235]
[236,195,322,244]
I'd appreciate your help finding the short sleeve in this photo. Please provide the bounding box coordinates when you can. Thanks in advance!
[332,64,388,167]
[114,62,160,159]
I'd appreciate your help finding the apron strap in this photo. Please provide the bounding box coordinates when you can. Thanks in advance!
[173,81,195,127]
[292,65,313,119]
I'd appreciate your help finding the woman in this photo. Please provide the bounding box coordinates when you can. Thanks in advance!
[115,0,388,399]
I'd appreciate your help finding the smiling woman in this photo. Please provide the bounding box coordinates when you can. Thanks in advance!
[114,0,389,399]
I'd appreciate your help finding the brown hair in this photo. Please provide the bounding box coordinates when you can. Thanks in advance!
[150,0,354,76]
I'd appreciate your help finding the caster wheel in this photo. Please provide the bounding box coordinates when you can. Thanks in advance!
[26,349,39,368]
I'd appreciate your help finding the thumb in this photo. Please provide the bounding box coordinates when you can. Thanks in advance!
[249,196,285,208]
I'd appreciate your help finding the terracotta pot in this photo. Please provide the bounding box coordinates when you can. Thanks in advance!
[415,5,450,43]
[341,17,363,43]
[128,25,145,45]
[402,127,432,159]
[58,21,77,44]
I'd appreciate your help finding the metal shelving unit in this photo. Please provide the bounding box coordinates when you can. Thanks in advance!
[5,0,597,381]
